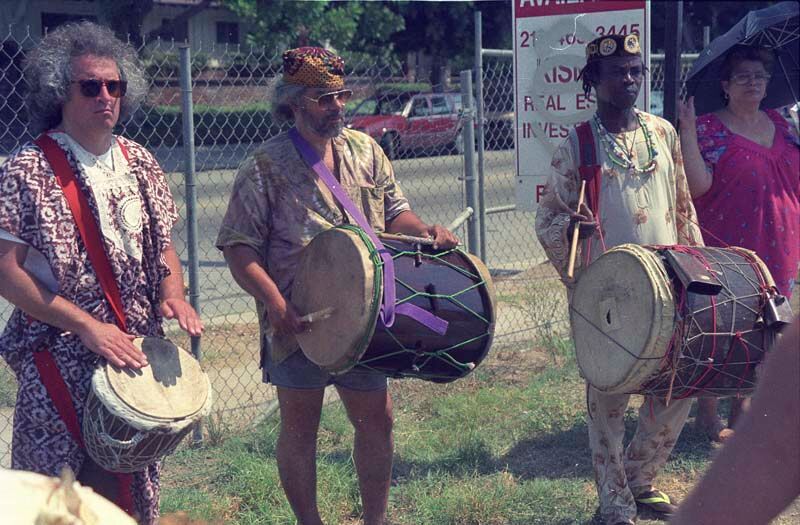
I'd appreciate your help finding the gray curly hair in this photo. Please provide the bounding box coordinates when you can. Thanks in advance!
[24,21,147,135]
[269,78,306,124]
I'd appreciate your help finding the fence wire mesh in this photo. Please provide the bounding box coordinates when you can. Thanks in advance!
[0,24,697,466]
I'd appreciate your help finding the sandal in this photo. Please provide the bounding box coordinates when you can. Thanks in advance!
[635,489,678,516]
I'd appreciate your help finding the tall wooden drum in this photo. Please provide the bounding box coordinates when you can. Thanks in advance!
[570,244,784,398]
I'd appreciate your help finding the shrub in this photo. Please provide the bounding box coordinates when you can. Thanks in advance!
[123,103,280,147]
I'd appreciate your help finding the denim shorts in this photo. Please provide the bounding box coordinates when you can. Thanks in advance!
[263,348,387,391]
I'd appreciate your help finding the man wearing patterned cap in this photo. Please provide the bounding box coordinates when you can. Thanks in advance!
[216,47,457,525]
[535,34,703,524]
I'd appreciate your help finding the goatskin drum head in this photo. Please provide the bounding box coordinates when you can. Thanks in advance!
[0,468,137,524]
[293,227,380,373]
[570,244,676,393]
[106,337,209,419]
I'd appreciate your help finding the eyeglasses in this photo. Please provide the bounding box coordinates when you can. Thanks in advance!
[303,89,353,108]
[71,78,128,98]
[729,73,771,85]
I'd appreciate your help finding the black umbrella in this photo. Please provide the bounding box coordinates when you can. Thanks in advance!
[685,1,799,116]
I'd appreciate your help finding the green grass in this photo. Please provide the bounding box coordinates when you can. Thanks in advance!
[0,363,16,407]
[159,338,733,524]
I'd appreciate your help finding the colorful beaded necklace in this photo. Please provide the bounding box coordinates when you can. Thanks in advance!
[593,111,658,175]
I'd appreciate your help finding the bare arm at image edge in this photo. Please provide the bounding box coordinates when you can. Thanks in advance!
[671,317,800,525]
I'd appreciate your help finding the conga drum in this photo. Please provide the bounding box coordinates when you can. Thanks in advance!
[0,468,136,524]
[570,244,785,398]
[292,225,496,383]
[82,337,213,473]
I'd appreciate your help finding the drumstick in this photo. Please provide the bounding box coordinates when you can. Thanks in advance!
[265,307,335,337]
[566,180,587,280]
[378,232,436,246]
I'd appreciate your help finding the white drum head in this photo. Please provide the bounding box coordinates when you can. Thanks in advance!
[570,244,676,393]
[0,468,137,524]
[106,337,209,419]
[292,227,381,373]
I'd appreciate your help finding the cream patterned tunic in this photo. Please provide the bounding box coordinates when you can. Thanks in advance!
[535,110,703,281]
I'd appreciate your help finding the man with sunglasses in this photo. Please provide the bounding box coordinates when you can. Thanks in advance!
[217,47,458,525]
[0,21,202,524]
[535,34,703,525]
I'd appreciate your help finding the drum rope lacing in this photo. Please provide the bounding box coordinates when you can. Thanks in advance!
[574,188,779,399]
[347,225,493,379]
[572,246,774,401]
[649,246,771,401]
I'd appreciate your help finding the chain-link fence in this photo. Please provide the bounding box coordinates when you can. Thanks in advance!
[0,23,699,467]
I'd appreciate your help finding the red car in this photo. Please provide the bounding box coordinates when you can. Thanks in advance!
[347,92,468,159]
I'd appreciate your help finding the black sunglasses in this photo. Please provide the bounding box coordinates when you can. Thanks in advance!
[71,78,128,98]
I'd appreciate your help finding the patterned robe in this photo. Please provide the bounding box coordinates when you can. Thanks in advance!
[0,134,178,524]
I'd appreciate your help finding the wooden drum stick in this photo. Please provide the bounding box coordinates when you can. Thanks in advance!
[566,180,587,280]
[265,307,335,337]
[378,232,436,246]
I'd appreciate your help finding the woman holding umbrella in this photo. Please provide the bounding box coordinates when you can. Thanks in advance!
[679,44,800,442]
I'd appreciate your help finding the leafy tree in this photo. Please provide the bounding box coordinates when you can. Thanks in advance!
[97,0,155,47]
[221,0,404,65]
[389,1,512,89]
[650,0,781,52]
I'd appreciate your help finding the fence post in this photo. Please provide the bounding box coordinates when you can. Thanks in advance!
[474,11,487,262]
[460,70,479,256]
[178,45,203,444]
[663,1,684,126]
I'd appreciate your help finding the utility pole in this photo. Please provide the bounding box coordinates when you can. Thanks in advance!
[663,1,683,127]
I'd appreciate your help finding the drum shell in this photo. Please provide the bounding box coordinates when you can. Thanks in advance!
[571,244,776,398]
[358,248,495,383]
[292,226,495,383]
[0,469,137,524]
[83,384,197,473]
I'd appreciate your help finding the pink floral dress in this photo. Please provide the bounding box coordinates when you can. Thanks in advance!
[694,109,800,297]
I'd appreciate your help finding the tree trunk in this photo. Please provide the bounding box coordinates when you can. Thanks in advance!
[430,54,444,92]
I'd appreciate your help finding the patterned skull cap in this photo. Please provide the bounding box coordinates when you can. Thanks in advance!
[585,34,641,62]
[282,46,345,89]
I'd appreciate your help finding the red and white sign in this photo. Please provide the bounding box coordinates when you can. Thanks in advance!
[513,0,650,211]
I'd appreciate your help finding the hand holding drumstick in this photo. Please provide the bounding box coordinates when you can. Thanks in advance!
[566,181,598,279]
[266,306,335,337]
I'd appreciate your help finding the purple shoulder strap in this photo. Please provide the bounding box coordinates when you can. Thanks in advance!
[289,128,447,335]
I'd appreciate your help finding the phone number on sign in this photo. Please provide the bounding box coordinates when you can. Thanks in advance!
[519,24,641,48]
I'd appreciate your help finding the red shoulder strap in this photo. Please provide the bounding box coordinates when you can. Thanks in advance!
[34,134,128,331]
[32,133,135,515]
[575,121,602,219]
[116,137,130,161]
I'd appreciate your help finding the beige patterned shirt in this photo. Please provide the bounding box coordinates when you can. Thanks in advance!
[216,128,411,363]
[535,110,703,283]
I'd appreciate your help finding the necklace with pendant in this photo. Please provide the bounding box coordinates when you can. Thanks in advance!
[593,111,658,175]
